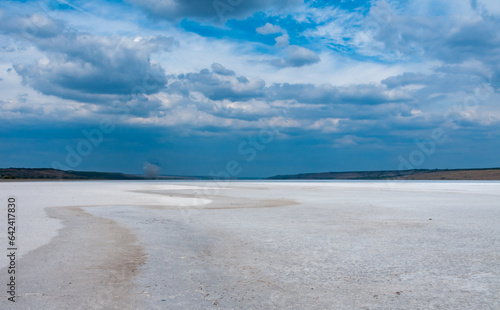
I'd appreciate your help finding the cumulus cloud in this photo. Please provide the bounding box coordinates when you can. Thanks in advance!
[256,22,289,47]
[163,61,412,110]
[4,14,176,103]
[382,73,432,89]
[267,82,410,105]
[0,10,64,38]
[257,23,284,35]
[373,11,500,66]
[2,0,497,138]
[168,64,266,102]
[211,63,235,76]
[112,61,421,130]
[270,46,320,68]
[274,33,290,47]
[381,67,494,105]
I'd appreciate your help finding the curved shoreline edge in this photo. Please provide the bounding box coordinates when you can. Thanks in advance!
[0,206,146,309]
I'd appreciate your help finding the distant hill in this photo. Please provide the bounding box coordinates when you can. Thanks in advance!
[3,167,500,181]
[0,168,199,180]
[268,168,500,180]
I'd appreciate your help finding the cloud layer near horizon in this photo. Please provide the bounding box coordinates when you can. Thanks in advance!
[1,0,499,176]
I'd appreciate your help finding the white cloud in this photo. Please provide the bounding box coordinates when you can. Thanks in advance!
[333,135,382,147]
[5,13,176,102]
[274,33,290,47]
[308,118,343,133]
[257,23,284,35]
[0,0,498,141]
[476,0,500,15]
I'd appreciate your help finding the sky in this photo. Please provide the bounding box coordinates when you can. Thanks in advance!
[1,0,500,178]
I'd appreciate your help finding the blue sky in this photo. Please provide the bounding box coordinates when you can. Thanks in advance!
[1,0,500,177]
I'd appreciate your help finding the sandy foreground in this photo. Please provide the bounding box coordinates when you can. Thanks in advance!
[0,180,499,309]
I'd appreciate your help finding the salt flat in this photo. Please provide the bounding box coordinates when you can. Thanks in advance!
[1,181,499,309]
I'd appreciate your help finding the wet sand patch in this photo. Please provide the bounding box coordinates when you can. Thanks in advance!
[130,189,298,210]
[0,206,146,309]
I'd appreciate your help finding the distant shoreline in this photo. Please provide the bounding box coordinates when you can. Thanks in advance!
[268,168,500,181]
[2,167,500,181]
[0,168,200,181]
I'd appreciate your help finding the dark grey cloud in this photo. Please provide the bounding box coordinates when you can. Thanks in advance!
[211,63,235,76]
[375,14,500,67]
[445,18,500,65]
[16,35,174,100]
[0,10,64,38]
[269,46,320,68]
[156,62,419,127]
[168,64,266,101]
[128,0,302,22]
[381,68,491,104]
[112,94,165,118]
[387,62,493,86]
[382,73,430,89]
[373,12,500,103]
[166,62,410,108]
[3,14,176,103]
